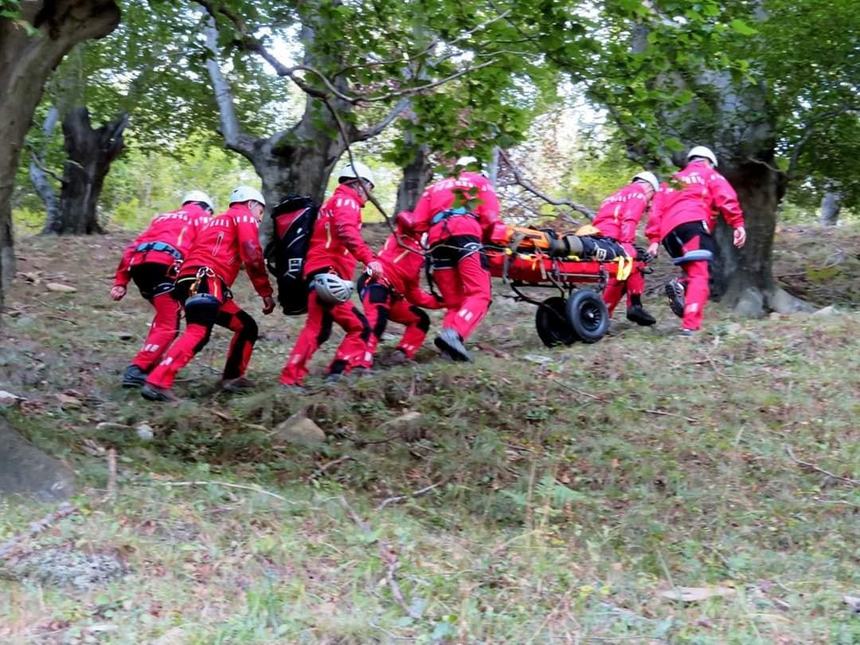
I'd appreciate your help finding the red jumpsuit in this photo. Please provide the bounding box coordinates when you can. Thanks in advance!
[145,203,273,389]
[645,160,745,330]
[280,184,376,385]
[113,204,210,371]
[591,182,650,316]
[411,171,501,341]
[361,231,442,360]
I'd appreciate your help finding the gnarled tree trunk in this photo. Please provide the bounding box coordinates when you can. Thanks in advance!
[204,21,405,248]
[394,140,433,213]
[0,1,120,304]
[43,107,128,235]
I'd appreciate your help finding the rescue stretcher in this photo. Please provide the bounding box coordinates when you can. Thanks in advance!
[483,226,648,346]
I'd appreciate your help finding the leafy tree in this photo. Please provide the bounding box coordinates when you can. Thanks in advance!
[0,0,120,308]
[26,0,226,234]
[517,0,858,314]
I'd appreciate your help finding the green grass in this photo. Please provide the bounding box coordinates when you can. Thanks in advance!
[1,229,859,643]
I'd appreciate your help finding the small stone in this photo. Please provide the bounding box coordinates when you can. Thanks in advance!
[95,422,131,431]
[45,282,77,293]
[812,305,839,317]
[274,413,326,446]
[0,390,24,407]
[380,411,426,440]
[135,423,154,441]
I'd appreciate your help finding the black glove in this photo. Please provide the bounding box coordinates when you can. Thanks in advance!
[634,245,651,262]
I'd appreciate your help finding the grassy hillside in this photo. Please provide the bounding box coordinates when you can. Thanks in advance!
[1,225,859,643]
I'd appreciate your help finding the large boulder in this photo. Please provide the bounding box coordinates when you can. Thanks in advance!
[0,418,74,501]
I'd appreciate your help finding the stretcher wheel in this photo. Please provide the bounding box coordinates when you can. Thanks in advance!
[535,296,577,347]
[566,289,609,343]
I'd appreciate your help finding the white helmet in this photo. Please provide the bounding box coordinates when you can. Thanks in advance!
[182,190,215,212]
[632,171,659,192]
[229,185,266,206]
[337,160,375,188]
[311,273,354,305]
[455,155,479,168]
[687,146,718,167]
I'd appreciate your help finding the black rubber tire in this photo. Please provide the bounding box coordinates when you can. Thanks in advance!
[565,289,609,343]
[535,296,577,347]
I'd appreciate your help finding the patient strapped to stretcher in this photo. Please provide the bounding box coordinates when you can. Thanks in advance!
[484,224,643,286]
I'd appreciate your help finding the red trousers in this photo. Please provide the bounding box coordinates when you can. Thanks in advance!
[280,291,371,385]
[361,284,431,359]
[432,250,492,341]
[602,269,645,316]
[663,222,713,331]
[128,263,182,371]
[146,276,258,389]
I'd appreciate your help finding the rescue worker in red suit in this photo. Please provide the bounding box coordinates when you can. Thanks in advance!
[645,146,747,335]
[592,172,659,326]
[141,186,275,401]
[280,161,384,389]
[360,211,444,365]
[411,156,504,362]
[111,191,214,387]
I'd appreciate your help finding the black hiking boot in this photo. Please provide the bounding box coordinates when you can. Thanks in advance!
[434,328,473,362]
[665,279,686,318]
[122,364,148,388]
[626,305,657,326]
[141,383,179,403]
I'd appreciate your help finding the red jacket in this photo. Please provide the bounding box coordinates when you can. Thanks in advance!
[592,182,650,244]
[411,171,502,245]
[179,203,273,297]
[113,204,210,287]
[377,233,439,308]
[645,160,745,244]
[304,183,375,279]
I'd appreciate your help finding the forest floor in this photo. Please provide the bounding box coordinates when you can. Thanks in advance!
[1,223,859,644]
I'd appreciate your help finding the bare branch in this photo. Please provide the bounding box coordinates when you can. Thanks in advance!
[786,445,859,486]
[27,143,65,185]
[204,20,257,156]
[499,149,596,219]
[197,0,503,105]
[355,97,410,141]
[0,503,78,560]
[376,480,447,511]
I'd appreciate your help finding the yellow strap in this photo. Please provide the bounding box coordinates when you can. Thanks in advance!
[616,255,633,281]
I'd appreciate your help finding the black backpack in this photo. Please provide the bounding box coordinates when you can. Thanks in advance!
[265,195,319,315]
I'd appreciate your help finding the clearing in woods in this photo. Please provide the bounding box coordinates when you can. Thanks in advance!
[1,224,858,643]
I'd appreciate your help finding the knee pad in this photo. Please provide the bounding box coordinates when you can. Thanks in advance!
[185,293,220,326]
[367,283,390,305]
[372,306,390,338]
[237,310,259,343]
[672,249,714,265]
[413,306,431,332]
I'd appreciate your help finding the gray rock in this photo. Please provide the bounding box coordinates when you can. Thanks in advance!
[734,287,765,318]
[812,305,839,317]
[5,546,126,590]
[0,419,74,501]
[274,413,326,446]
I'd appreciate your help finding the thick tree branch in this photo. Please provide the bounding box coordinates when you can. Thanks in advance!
[355,97,410,142]
[499,149,595,219]
[197,0,502,105]
[204,21,257,156]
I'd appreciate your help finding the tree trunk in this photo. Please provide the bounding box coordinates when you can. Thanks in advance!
[0,1,120,305]
[394,141,433,213]
[29,107,62,232]
[710,157,782,314]
[44,107,127,235]
[819,190,842,226]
